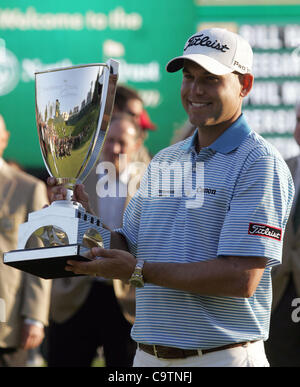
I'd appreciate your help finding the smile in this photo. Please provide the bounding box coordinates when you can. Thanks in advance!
[189,101,211,108]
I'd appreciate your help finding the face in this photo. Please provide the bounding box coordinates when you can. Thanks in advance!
[180,60,248,131]
[121,98,143,125]
[294,106,300,147]
[101,118,141,174]
[0,115,10,158]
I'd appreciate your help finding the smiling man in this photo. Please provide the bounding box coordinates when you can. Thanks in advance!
[49,28,294,367]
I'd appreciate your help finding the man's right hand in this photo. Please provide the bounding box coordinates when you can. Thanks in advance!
[47,177,92,213]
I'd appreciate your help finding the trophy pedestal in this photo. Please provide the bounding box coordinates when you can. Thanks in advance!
[4,244,91,279]
[3,200,111,279]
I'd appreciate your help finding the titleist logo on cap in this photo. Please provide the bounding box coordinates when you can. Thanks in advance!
[184,34,230,53]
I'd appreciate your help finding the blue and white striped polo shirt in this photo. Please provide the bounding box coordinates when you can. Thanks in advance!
[118,114,294,349]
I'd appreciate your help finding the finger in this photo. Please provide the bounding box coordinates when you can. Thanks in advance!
[73,184,89,203]
[29,334,44,350]
[51,186,66,195]
[90,247,127,260]
[90,247,116,258]
[47,177,59,186]
[74,184,85,195]
[54,193,65,201]
[23,336,34,350]
[20,332,35,350]
[65,259,102,275]
[24,335,42,350]
[80,249,96,260]
[50,186,67,200]
[90,247,104,257]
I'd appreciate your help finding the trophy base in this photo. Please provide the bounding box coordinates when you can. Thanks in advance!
[3,244,91,279]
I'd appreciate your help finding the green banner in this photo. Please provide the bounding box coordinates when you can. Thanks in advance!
[195,3,300,159]
[0,1,195,168]
[196,1,300,5]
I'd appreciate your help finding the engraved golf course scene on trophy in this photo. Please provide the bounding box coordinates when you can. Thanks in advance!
[3,59,119,279]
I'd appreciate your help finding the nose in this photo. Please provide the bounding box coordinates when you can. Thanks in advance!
[191,79,205,96]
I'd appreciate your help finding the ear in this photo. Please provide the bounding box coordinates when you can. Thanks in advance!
[239,73,254,98]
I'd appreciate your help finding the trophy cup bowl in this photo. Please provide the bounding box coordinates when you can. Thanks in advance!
[3,59,119,279]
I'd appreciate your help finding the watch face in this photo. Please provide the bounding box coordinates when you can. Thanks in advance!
[130,259,145,288]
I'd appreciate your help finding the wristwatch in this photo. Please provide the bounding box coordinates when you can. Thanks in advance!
[129,259,145,288]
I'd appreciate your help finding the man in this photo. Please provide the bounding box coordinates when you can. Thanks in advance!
[47,113,146,367]
[113,84,155,165]
[50,28,294,367]
[0,114,51,367]
[264,103,300,366]
[113,85,144,124]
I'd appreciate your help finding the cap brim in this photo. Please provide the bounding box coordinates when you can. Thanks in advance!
[166,54,234,75]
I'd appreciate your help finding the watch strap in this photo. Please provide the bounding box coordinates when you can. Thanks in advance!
[129,259,145,288]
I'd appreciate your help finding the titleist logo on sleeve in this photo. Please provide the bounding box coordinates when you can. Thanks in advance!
[248,223,282,241]
[184,34,230,53]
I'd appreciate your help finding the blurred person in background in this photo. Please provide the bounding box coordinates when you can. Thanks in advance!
[264,103,300,367]
[47,113,148,367]
[113,84,156,165]
[0,114,51,367]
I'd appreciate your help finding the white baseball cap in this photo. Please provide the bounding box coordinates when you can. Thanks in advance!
[166,28,253,75]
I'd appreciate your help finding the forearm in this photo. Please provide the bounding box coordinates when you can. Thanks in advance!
[65,250,267,298]
[142,256,267,298]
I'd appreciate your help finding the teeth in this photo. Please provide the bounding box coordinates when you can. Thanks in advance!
[191,102,209,107]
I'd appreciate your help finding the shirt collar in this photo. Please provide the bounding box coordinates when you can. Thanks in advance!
[181,114,251,155]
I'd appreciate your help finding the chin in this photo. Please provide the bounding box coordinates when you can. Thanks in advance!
[189,118,212,128]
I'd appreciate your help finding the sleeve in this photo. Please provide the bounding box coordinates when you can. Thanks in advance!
[217,155,294,267]
[21,275,52,325]
[27,179,49,213]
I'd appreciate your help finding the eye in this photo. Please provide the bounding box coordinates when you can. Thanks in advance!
[182,71,193,80]
[205,75,219,82]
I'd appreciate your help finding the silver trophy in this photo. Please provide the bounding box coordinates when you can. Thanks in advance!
[4,59,119,279]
